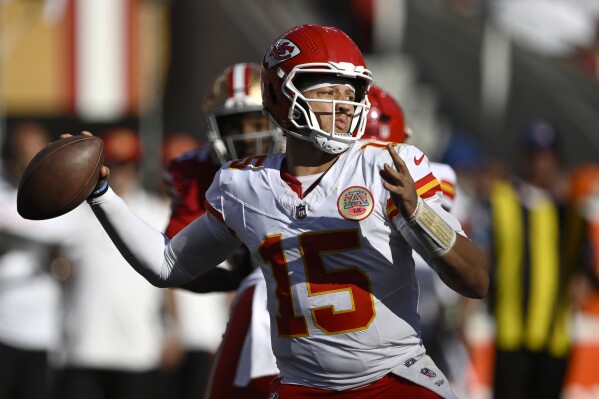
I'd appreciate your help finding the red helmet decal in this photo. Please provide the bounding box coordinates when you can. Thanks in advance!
[266,39,300,68]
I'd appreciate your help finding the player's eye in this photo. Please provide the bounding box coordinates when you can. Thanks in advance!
[318,90,334,97]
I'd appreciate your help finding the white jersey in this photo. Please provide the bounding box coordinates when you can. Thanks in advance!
[90,140,461,397]
[204,140,458,396]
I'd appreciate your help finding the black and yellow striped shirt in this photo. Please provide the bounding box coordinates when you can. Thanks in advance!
[488,180,572,358]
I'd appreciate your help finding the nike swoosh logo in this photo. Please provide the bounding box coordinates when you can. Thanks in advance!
[414,154,425,165]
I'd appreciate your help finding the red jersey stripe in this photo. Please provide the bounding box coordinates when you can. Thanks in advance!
[204,200,237,237]
[414,172,436,190]
[440,180,455,199]
[385,198,400,219]
[416,173,441,199]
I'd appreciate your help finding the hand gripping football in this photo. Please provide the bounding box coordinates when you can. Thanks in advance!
[17,135,104,220]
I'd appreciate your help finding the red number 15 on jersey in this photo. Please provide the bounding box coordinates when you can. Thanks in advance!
[258,229,376,337]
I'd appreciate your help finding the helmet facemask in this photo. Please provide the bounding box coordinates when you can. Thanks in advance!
[204,63,284,164]
[206,110,284,164]
[280,62,372,154]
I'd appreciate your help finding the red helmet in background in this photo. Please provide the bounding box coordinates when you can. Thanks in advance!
[364,85,408,143]
[261,24,373,154]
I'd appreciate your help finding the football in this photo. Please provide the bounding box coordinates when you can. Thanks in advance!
[17,135,104,220]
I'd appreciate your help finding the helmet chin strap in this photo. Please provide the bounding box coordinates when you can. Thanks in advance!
[310,131,351,154]
[282,127,351,155]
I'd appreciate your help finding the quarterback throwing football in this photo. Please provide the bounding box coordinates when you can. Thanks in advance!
[85,24,488,398]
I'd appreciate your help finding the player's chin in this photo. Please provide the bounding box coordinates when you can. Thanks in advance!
[334,121,349,133]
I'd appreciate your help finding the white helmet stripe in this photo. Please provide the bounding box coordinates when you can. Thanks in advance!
[232,63,249,100]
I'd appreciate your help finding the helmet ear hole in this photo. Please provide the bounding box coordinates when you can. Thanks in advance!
[292,98,309,125]
[353,79,369,102]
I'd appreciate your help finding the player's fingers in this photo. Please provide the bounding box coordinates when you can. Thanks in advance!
[386,143,408,175]
[381,162,405,185]
[92,165,111,192]
[60,131,93,140]
[99,165,110,180]
[382,180,403,195]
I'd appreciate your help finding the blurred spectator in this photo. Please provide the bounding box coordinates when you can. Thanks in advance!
[481,119,574,399]
[51,127,176,399]
[0,121,66,399]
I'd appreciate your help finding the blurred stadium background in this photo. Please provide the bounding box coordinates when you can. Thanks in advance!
[1,0,598,186]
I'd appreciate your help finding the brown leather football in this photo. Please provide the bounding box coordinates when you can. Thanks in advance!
[17,135,104,220]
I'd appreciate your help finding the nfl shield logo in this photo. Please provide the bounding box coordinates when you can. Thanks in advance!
[295,204,307,219]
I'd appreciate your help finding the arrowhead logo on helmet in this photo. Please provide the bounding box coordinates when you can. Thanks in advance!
[266,39,300,68]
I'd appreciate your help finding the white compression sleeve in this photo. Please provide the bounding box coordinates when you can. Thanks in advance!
[88,187,241,287]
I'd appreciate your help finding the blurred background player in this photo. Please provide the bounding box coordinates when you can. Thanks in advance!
[0,121,65,399]
[163,62,284,399]
[164,62,284,235]
[51,127,176,399]
[362,84,410,144]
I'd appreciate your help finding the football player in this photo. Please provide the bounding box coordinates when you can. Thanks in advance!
[83,24,488,399]
[164,62,284,242]
[205,84,416,399]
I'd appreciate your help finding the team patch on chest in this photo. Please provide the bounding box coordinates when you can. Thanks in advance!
[337,186,374,221]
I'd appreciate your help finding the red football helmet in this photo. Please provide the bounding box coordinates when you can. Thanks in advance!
[203,62,284,164]
[364,85,408,143]
[261,24,373,154]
